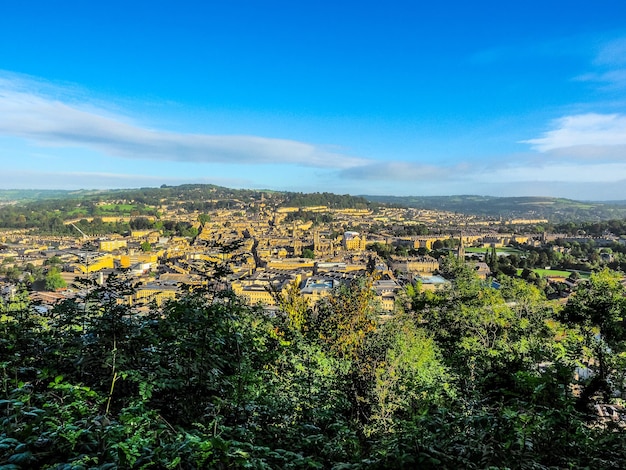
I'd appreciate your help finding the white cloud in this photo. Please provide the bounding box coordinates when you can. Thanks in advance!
[521,113,626,158]
[0,74,368,170]
[3,72,626,200]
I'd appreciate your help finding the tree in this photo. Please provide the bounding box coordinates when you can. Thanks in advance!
[140,241,152,252]
[274,280,311,333]
[561,268,626,409]
[45,267,67,291]
[487,245,498,272]
[197,213,211,224]
[315,276,379,421]
[567,270,580,282]
[369,317,453,434]
[302,248,315,259]
[366,255,377,274]
[44,255,63,266]
[4,266,21,282]
[416,260,558,398]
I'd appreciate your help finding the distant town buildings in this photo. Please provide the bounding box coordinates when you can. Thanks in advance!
[1,192,620,314]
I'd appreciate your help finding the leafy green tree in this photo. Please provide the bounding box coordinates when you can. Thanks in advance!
[561,268,626,408]
[369,241,394,261]
[273,279,311,333]
[417,260,558,399]
[44,255,63,266]
[316,277,378,362]
[138,290,280,426]
[4,266,21,282]
[568,270,580,282]
[314,276,380,423]
[368,317,454,434]
[44,267,67,291]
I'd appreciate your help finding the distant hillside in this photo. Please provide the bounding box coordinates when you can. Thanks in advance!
[0,185,373,210]
[0,189,102,202]
[363,195,626,222]
[0,185,259,206]
[3,187,626,222]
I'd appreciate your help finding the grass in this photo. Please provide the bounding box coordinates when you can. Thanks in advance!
[67,208,88,217]
[532,269,572,278]
[465,247,523,255]
[515,268,591,279]
[98,204,136,213]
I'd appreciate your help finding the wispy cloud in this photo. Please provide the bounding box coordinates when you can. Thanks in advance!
[574,36,626,89]
[469,35,626,89]
[593,37,626,67]
[0,73,367,169]
[521,113,626,160]
[467,34,593,66]
[574,70,626,89]
[339,161,473,181]
[488,162,626,183]
[0,169,251,190]
[458,179,626,200]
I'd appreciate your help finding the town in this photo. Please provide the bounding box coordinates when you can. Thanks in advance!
[2,186,625,312]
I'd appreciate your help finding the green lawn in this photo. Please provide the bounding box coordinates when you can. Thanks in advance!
[98,204,136,213]
[532,269,572,278]
[465,247,523,255]
[67,208,88,217]
[464,247,487,253]
[515,268,590,279]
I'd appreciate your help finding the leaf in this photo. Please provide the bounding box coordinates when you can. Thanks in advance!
[98,464,118,470]
[7,452,34,464]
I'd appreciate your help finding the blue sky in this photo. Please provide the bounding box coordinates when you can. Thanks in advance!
[1,1,626,199]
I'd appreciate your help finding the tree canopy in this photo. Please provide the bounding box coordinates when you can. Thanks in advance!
[44,267,67,291]
[2,267,626,468]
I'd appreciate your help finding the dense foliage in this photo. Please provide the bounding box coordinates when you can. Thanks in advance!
[2,267,626,469]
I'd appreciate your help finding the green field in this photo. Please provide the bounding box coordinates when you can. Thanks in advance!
[531,269,571,278]
[515,268,590,279]
[465,247,523,255]
[67,208,89,217]
[98,204,136,212]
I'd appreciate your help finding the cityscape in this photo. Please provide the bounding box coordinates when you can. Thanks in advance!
[2,185,623,313]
